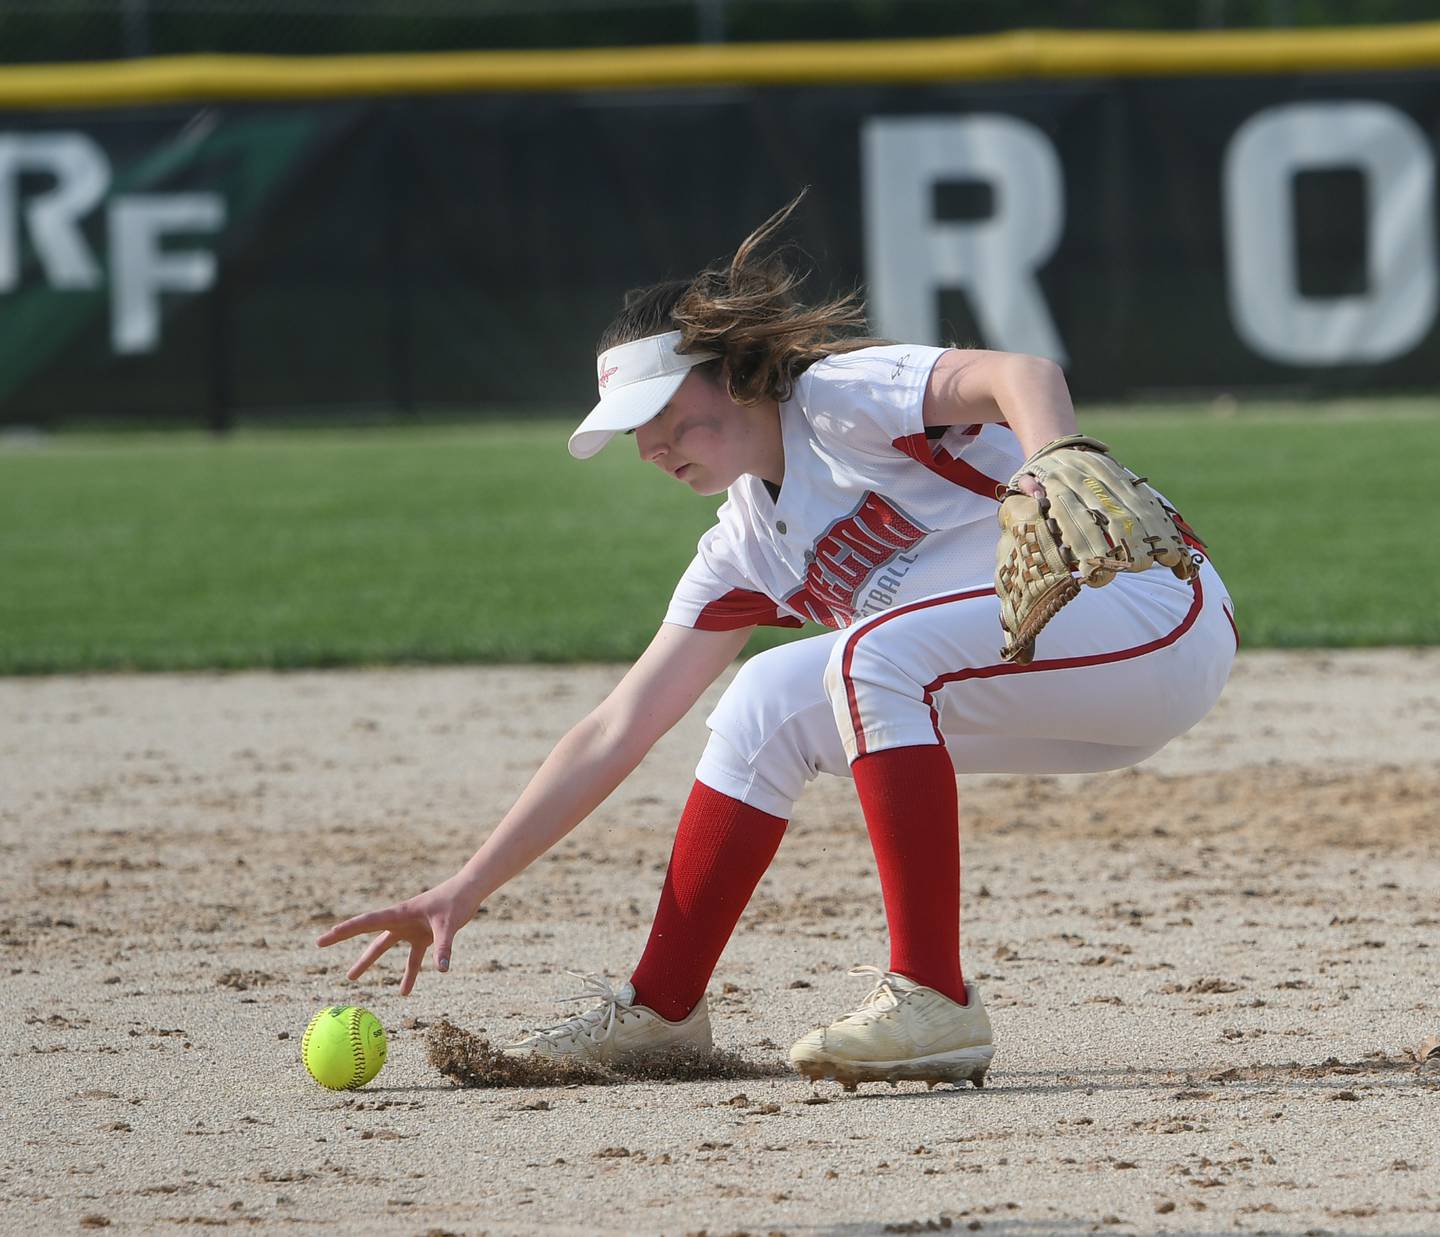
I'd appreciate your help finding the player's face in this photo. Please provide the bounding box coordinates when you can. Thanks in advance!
[632,370,755,496]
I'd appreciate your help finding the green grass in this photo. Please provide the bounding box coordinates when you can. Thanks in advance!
[1086,400,1439,649]
[1,400,1435,673]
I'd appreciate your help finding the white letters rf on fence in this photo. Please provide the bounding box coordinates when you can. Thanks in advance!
[0,133,225,354]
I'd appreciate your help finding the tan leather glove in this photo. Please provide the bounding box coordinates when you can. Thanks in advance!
[995,435,1197,664]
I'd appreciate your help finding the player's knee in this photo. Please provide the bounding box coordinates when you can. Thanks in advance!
[709,642,816,753]
[709,645,782,737]
[822,628,922,713]
[707,640,843,785]
[694,729,798,818]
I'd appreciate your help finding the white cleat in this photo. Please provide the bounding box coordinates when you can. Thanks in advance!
[501,972,712,1065]
[789,966,995,1091]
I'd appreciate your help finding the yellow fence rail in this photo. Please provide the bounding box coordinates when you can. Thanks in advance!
[4,22,1440,109]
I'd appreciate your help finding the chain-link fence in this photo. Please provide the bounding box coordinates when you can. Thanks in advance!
[4,0,1438,60]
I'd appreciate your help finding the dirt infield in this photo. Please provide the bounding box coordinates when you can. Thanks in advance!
[3,651,1438,1236]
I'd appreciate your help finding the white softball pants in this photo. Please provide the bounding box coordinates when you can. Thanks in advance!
[694,557,1236,819]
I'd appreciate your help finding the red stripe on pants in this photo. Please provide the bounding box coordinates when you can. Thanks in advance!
[840,578,1206,760]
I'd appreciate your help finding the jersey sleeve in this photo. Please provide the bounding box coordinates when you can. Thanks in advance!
[798,344,948,458]
[664,508,804,633]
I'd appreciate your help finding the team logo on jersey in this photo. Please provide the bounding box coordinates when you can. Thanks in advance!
[597,362,619,390]
[784,493,930,627]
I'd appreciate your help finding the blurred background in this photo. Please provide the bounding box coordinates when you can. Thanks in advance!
[1,1,1436,669]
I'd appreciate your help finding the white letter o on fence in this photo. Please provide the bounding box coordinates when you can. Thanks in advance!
[1223,101,1436,366]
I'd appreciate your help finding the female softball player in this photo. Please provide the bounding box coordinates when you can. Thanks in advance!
[319,197,1236,1089]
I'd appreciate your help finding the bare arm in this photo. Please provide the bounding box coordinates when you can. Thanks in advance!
[451,620,753,907]
[317,620,753,991]
[922,349,1077,460]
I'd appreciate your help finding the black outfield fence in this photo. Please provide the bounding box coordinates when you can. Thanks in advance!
[3,27,1440,424]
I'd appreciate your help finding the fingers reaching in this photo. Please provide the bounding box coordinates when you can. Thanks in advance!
[433,924,454,974]
[316,907,399,949]
[315,889,465,996]
[400,942,425,996]
[347,930,399,981]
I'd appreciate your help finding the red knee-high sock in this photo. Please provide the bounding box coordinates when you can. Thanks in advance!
[628,781,788,1022]
[851,744,968,1004]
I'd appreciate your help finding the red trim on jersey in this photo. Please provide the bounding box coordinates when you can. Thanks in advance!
[891,432,1006,502]
[840,577,1207,758]
[693,588,804,632]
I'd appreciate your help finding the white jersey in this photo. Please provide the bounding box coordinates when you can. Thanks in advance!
[664,345,1026,632]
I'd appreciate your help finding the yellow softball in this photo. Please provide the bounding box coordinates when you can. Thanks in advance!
[301,1005,387,1090]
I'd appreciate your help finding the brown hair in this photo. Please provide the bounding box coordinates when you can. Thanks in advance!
[596,191,880,406]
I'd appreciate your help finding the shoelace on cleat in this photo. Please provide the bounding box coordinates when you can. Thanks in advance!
[834,965,911,1026]
[528,971,635,1046]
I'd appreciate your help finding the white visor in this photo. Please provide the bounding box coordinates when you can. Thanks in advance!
[568,330,719,460]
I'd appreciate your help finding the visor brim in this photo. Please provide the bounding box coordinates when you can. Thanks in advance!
[568,368,690,460]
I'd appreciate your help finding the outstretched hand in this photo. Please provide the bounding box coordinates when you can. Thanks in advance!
[316,874,479,996]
